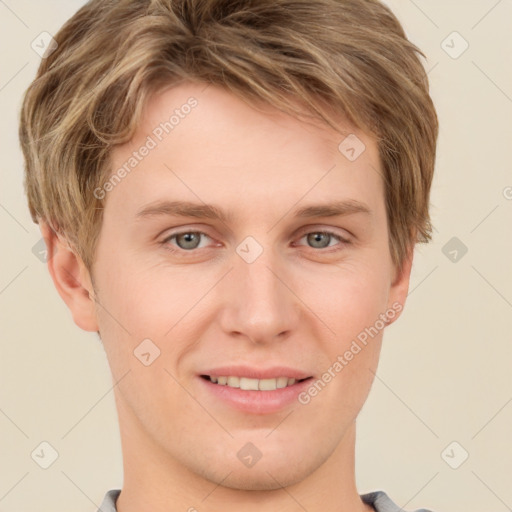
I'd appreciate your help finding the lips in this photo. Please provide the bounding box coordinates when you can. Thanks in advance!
[196,365,314,413]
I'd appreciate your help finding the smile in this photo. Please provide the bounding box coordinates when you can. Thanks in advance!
[201,375,310,390]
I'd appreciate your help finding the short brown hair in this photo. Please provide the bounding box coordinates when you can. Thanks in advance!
[19,0,438,275]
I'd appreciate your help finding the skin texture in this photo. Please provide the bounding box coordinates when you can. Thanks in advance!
[43,82,413,512]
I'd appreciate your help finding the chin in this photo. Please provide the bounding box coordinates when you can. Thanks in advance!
[190,449,323,492]
[212,466,308,491]
[222,474,295,491]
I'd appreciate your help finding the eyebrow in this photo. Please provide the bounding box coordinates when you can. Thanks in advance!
[134,199,372,223]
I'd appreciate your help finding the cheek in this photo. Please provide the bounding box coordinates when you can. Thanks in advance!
[93,263,190,415]
[295,260,391,342]
[301,269,388,414]
[93,257,218,378]
[94,258,186,334]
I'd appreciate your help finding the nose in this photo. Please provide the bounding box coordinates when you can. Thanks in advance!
[217,244,300,345]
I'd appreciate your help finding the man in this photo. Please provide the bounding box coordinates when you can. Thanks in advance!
[19,0,438,510]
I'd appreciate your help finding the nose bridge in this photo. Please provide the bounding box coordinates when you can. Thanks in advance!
[221,240,298,343]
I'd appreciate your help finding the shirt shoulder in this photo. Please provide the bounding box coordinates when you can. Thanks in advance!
[361,490,435,512]
[97,489,121,512]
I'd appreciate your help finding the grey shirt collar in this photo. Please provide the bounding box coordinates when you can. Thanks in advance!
[97,488,434,512]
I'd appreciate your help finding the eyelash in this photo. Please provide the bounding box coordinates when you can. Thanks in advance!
[160,229,350,255]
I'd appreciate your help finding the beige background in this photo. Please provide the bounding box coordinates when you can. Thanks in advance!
[1,1,511,511]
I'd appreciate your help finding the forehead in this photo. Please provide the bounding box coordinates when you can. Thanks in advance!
[105,82,385,225]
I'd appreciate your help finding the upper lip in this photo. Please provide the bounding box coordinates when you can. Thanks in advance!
[199,366,313,380]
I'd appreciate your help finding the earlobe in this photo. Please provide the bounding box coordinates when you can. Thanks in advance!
[40,221,99,332]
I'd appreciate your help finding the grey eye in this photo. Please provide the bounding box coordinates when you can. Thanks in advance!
[306,232,333,249]
[175,232,203,250]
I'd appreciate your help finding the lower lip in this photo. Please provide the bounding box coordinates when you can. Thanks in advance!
[197,376,314,414]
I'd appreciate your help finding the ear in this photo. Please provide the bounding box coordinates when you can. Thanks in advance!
[385,245,414,327]
[40,221,99,332]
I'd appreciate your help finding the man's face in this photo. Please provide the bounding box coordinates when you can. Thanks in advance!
[88,82,409,490]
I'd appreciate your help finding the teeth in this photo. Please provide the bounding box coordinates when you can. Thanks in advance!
[277,377,289,389]
[227,376,240,388]
[209,375,301,390]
